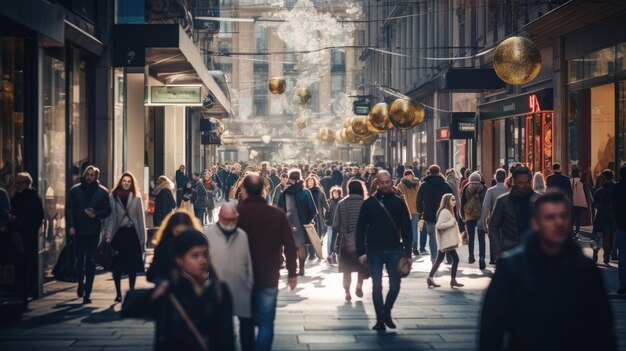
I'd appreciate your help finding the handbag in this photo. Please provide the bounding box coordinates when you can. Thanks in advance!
[459,231,468,246]
[375,198,412,278]
[52,238,80,282]
[92,239,115,271]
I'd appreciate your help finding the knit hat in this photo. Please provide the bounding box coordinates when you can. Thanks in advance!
[173,229,208,257]
[469,171,482,182]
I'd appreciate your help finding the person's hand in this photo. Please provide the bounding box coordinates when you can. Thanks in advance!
[86,209,96,218]
[69,227,76,236]
[151,280,169,300]
[358,255,368,266]
[288,277,297,290]
[105,236,112,243]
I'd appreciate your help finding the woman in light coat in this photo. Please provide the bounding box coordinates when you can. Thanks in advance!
[104,172,146,302]
[427,193,464,289]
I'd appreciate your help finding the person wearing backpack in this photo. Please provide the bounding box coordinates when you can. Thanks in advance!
[461,172,487,269]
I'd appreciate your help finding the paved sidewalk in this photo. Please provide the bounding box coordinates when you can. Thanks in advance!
[1,241,625,351]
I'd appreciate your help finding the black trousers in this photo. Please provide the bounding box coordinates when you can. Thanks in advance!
[75,235,99,297]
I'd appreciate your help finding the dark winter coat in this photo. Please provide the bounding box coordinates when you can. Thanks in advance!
[146,234,175,284]
[546,171,573,200]
[356,191,412,257]
[488,187,538,258]
[67,180,112,237]
[480,234,615,351]
[10,188,44,253]
[0,187,9,230]
[277,183,317,228]
[331,169,343,186]
[153,187,176,227]
[175,170,188,190]
[176,184,196,208]
[122,275,235,351]
[224,172,240,198]
[193,180,208,210]
[416,175,454,223]
[592,182,615,232]
[308,186,329,234]
[614,179,626,231]
[461,181,487,221]
[319,176,333,197]
[326,197,340,226]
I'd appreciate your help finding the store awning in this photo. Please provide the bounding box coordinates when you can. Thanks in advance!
[113,24,232,117]
[0,0,64,44]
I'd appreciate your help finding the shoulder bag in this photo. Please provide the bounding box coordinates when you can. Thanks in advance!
[374,198,412,278]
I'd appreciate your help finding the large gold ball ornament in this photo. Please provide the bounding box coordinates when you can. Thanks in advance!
[343,116,354,129]
[493,36,542,85]
[358,133,378,145]
[345,126,358,143]
[318,127,335,143]
[351,116,371,136]
[296,116,307,129]
[295,88,312,105]
[388,99,424,130]
[268,78,286,94]
[367,103,393,132]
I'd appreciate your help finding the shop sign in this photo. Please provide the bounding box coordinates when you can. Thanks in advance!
[479,88,553,120]
[149,86,202,105]
[353,101,371,115]
[436,127,450,140]
[449,113,476,139]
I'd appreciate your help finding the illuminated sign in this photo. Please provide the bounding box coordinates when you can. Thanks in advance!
[353,102,371,115]
[149,86,202,105]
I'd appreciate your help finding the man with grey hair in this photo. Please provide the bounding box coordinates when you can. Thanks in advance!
[204,203,254,351]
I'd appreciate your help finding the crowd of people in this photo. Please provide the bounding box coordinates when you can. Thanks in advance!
[2,158,625,350]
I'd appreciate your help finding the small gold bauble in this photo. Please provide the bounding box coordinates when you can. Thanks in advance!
[367,103,393,132]
[493,36,542,85]
[296,116,307,129]
[295,88,312,105]
[261,135,272,144]
[351,116,371,136]
[358,133,378,145]
[318,127,335,143]
[388,99,424,130]
[268,78,286,94]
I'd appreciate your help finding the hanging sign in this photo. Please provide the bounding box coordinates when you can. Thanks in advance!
[353,101,371,115]
[449,113,476,139]
[149,86,202,105]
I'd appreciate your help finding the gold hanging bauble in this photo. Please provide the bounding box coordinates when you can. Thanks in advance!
[318,127,335,143]
[367,103,393,132]
[388,98,425,130]
[296,116,307,129]
[336,129,347,142]
[493,36,542,85]
[343,116,354,128]
[268,78,287,94]
[345,126,358,143]
[295,88,312,105]
[358,133,378,145]
[351,116,371,136]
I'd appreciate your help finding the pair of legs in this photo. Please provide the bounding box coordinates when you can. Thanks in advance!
[426,222,439,262]
[368,247,401,328]
[428,249,462,287]
[205,208,214,223]
[419,220,428,252]
[113,271,137,300]
[343,271,365,301]
[252,287,279,351]
[194,208,206,225]
[75,235,99,302]
[466,220,486,263]
[297,246,307,275]
[410,216,419,254]
[572,206,585,233]
[238,316,255,351]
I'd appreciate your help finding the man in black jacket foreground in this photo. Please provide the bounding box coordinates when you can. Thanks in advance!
[357,171,412,331]
[480,192,615,351]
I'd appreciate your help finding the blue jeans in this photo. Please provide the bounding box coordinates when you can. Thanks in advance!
[466,220,486,260]
[426,222,438,261]
[419,221,428,252]
[252,287,278,351]
[367,247,402,316]
[616,230,626,290]
[410,216,419,251]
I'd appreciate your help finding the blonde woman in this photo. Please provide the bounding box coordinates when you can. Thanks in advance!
[427,193,464,288]
[532,172,546,194]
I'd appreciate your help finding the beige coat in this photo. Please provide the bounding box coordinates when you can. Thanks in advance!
[204,224,254,318]
[397,180,419,216]
[435,208,460,252]
[104,192,146,245]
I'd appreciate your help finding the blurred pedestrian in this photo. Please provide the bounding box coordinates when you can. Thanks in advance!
[397,170,420,255]
[570,168,590,236]
[533,172,546,194]
[202,171,216,224]
[488,167,538,261]
[333,180,368,301]
[271,173,288,207]
[478,169,508,265]
[204,205,254,351]
[592,169,616,264]
[306,176,328,261]
[237,173,298,351]
[147,211,202,284]
[461,172,487,268]
[153,176,176,227]
[416,165,454,262]
[427,193,464,288]
[10,172,44,311]
[547,163,572,199]
[331,166,343,187]
[104,172,146,303]
[613,165,626,294]
[177,180,195,211]
[175,165,188,190]
[445,169,461,213]
[356,171,412,331]
[480,192,616,351]
[67,165,111,304]
[320,169,333,197]
[191,172,208,224]
[325,186,342,264]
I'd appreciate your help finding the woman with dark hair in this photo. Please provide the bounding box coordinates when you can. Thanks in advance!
[305,176,329,260]
[147,211,203,284]
[104,172,146,302]
[325,186,343,264]
[153,176,176,227]
[202,170,216,223]
[333,180,369,301]
[177,180,195,211]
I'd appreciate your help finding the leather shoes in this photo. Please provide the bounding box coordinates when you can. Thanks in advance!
[83,297,92,304]
[372,320,386,331]
[479,259,486,270]
[355,285,363,298]
[383,311,396,329]
[114,295,122,303]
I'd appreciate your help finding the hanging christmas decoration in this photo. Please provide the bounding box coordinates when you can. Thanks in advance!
[261,135,272,144]
[493,36,542,85]
[367,102,393,132]
[268,78,287,94]
[296,116,307,129]
[318,127,335,143]
[343,116,354,128]
[295,88,312,105]
[351,115,371,136]
[388,98,424,129]
[358,133,378,145]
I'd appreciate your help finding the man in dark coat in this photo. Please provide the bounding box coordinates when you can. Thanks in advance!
[319,169,333,196]
[331,166,343,187]
[217,165,230,201]
[67,165,111,303]
[592,169,615,264]
[480,192,616,351]
[356,171,412,331]
[10,173,44,310]
[415,165,453,262]
[237,173,298,351]
[613,165,626,294]
[191,172,208,224]
[546,162,573,200]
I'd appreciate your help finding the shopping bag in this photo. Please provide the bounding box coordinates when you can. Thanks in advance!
[52,239,80,282]
[92,239,115,271]
[303,224,324,259]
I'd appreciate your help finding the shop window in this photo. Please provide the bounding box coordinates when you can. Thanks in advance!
[71,51,91,185]
[0,38,25,195]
